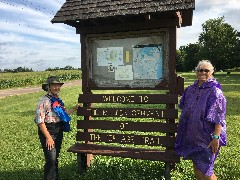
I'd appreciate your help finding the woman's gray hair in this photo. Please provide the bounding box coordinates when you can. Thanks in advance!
[195,60,214,72]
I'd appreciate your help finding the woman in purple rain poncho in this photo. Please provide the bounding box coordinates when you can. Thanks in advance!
[175,60,227,180]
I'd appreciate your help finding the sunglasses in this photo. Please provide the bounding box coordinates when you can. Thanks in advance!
[197,69,211,73]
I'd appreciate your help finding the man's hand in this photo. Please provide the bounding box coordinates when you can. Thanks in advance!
[46,136,54,150]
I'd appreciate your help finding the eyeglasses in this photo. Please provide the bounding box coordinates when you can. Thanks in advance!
[197,69,211,73]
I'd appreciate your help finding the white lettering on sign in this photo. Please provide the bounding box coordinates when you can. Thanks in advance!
[131,109,164,117]
[139,95,149,102]
[102,95,149,103]
[143,136,162,145]
[115,109,128,117]
[90,134,101,141]
[89,134,164,146]
[102,110,107,116]
[107,134,116,142]
[120,122,129,130]
[120,135,135,143]
[94,109,165,117]
[93,109,97,116]
[90,134,116,142]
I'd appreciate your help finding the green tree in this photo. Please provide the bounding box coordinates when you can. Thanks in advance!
[232,36,240,69]
[198,16,238,70]
[178,43,201,72]
[176,49,184,72]
[64,65,75,70]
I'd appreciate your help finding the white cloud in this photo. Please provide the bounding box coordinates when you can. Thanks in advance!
[0,0,81,71]
[177,0,240,48]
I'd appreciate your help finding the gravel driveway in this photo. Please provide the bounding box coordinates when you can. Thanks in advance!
[0,80,81,99]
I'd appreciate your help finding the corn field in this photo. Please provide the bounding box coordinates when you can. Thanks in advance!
[0,70,82,90]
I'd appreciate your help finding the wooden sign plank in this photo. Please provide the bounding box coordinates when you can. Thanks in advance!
[77,120,178,133]
[77,107,178,119]
[68,143,180,163]
[78,94,178,104]
[76,132,176,147]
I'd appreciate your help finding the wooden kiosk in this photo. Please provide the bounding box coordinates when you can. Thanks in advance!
[52,0,195,179]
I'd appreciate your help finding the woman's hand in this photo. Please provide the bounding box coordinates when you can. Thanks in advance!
[46,136,54,150]
[208,138,219,154]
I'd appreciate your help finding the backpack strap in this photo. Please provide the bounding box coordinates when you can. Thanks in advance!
[45,94,65,107]
[44,94,53,116]
[45,94,53,102]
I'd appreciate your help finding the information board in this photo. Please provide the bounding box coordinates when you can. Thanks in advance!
[88,30,169,89]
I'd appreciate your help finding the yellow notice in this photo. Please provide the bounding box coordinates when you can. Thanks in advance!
[125,51,130,62]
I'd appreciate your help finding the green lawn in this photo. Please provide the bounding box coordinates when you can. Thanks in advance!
[0,72,239,180]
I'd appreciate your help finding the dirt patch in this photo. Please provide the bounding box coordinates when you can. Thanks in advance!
[0,80,81,99]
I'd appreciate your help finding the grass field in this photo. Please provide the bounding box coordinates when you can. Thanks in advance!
[0,72,239,179]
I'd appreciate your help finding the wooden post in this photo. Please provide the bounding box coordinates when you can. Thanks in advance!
[77,153,87,174]
[77,32,94,173]
[164,26,177,179]
[164,162,171,180]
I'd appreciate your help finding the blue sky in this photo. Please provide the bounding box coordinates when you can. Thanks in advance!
[0,0,240,71]
[0,0,80,71]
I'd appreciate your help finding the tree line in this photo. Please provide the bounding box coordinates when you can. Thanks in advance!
[0,66,81,73]
[177,16,240,72]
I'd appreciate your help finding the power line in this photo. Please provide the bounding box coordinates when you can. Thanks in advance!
[0,0,56,16]
[1,19,64,36]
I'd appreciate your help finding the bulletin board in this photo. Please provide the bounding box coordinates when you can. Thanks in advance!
[87,30,169,89]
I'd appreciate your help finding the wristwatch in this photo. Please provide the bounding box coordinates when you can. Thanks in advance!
[212,134,220,139]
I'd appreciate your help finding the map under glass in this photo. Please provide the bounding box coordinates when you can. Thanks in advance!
[133,44,162,80]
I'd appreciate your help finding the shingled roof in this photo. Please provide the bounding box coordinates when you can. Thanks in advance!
[52,0,195,29]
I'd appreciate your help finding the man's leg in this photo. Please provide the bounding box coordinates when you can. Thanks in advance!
[54,125,63,180]
[38,125,57,180]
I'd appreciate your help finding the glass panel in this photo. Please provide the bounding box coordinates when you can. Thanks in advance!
[88,30,169,88]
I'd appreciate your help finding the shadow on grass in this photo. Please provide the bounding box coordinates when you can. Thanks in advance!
[0,169,42,180]
[0,158,167,180]
[60,157,167,180]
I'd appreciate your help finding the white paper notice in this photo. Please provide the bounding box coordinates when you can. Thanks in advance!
[97,47,124,67]
[115,65,133,80]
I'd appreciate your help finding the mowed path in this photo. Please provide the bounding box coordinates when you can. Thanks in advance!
[0,80,81,99]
